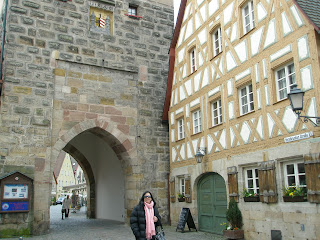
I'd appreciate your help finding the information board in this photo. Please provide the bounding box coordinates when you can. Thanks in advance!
[176,208,197,232]
[3,184,28,199]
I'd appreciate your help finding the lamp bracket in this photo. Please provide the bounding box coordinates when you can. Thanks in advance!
[295,111,320,126]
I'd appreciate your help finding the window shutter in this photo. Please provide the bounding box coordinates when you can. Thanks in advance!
[185,175,191,203]
[227,166,239,202]
[258,160,277,203]
[169,177,175,203]
[304,154,320,203]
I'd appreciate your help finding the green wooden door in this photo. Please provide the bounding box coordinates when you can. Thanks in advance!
[198,173,227,234]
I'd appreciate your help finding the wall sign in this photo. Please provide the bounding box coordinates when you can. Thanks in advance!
[284,131,313,143]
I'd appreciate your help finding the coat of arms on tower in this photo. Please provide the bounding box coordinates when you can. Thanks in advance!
[89,1,114,35]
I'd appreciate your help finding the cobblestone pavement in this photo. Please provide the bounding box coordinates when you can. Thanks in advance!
[7,205,225,240]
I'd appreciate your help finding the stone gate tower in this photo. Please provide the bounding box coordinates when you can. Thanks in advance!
[0,0,173,236]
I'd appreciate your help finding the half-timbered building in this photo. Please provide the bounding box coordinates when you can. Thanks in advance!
[163,0,320,239]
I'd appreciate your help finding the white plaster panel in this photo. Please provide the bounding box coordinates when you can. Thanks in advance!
[211,65,216,80]
[281,12,293,36]
[282,106,298,133]
[264,85,270,106]
[224,2,234,25]
[267,113,275,138]
[208,86,221,97]
[179,85,186,102]
[202,67,209,88]
[207,135,214,154]
[307,97,317,125]
[190,98,200,108]
[173,72,177,86]
[290,5,304,27]
[257,116,264,140]
[270,45,292,62]
[300,65,313,91]
[234,40,247,63]
[187,142,193,159]
[227,79,233,96]
[174,89,178,105]
[255,63,260,83]
[176,107,184,115]
[200,137,205,149]
[228,101,234,120]
[219,129,226,149]
[187,122,190,133]
[178,48,185,63]
[185,19,194,40]
[172,147,177,162]
[297,35,310,61]
[183,3,191,22]
[192,139,198,155]
[183,64,187,78]
[226,51,237,72]
[197,0,204,6]
[219,56,224,74]
[170,112,175,125]
[199,27,207,45]
[195,12,201,30]
[257,89,261,109]
[185,79,193,96]
[194,72,201,92]
[177,25,185,47]
[199,51,204,67]
[170,90,174,107]
[230,22,237,43]
[240,121,251,144]
[225,27,231,38]
[235,68,251,81]
[171,129,175,142]
[264,18,277,49]
[250,27,264,56]
[257,2,267,22]
[200,4,207,22]
[180,144,185,160]
[230,127,235,147]
[262,59,267,79]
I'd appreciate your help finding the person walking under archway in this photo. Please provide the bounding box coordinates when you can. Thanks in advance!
[62,195,72,220]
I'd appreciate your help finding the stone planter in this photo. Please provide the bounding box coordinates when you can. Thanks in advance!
[223,229,244,239]
[283,196,305,202]
[243,196,260,202]
[178,197,185,202]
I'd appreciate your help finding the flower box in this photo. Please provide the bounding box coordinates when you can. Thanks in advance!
[283,196,305,202]
[243,196,260,202]
[223,229,244,239]
[178,197,185,202]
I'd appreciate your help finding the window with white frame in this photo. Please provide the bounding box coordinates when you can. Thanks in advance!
[179,177,185,195]
[284,162,306,188]
[212,27,222,57]
[239,83,254,115]
[212,99,222,126]
[245,168,259,194]
[275,63,296,101]
[128,5,137,15]
[193,110,201,134]
[178,118,185,140]
[190,48,197,73]
[242,0,255,34]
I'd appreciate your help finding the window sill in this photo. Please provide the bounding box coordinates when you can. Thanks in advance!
[239,110,254,118]
[125,14,143,19]
[191,131,202,137]
[240,27,255,39]
[210,122,223,129]
[210,51,222,61]
[187,69,197,78]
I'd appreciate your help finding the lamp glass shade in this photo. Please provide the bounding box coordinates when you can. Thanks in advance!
[288,88,304,111]
[195,151,204,163]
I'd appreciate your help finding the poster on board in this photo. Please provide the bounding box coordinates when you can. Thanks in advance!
[3,184,28,199]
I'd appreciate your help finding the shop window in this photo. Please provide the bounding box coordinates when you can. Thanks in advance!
[245,168,259,194]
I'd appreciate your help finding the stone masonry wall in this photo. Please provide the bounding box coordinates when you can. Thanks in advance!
[0,0,173,236]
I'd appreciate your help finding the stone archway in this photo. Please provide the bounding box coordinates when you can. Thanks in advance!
[51,119,136,221]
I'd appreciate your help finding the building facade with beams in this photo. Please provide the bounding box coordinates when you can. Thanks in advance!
[163,0,320,239]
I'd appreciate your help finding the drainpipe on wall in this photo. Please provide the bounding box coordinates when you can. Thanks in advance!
[0,0,9,98]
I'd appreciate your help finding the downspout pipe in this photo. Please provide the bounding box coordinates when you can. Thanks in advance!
[0,0,9,97]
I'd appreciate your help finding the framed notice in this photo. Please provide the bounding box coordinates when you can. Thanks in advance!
[3,184,28,199]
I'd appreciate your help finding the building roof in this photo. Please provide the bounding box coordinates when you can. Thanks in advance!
[294,0,320,33]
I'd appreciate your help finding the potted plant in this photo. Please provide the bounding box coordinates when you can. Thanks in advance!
[242,188,260,202]
[282,184,306,202]
[223,199,244,239]
[177,192,185,202]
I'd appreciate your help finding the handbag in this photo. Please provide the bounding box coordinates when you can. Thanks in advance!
[155,222,166,240]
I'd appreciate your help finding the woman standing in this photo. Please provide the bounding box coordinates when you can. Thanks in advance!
[130,191,161,240]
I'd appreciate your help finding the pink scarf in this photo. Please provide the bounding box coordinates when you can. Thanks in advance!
[144,201,155,240]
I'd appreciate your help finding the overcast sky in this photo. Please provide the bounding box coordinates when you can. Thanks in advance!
[174,0,181,25]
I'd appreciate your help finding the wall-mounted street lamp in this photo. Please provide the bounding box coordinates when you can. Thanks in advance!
[288,84,320,126]
[195,147,206,163]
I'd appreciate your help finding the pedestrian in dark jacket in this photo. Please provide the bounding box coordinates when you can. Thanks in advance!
[130,191,161,240]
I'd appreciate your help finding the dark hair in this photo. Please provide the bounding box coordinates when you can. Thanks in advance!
[139,191,157,207]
